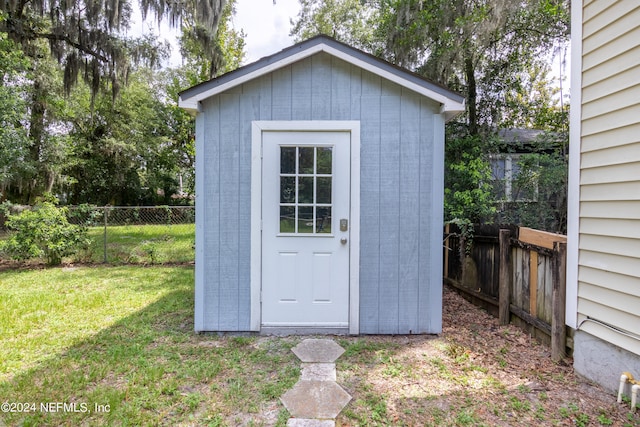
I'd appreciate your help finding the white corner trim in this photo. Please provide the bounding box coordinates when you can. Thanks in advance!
[250,121,361,334]
[566,0,583,330]
[348,123,361,335]
[193,105,206,332]
[250,122,263,331]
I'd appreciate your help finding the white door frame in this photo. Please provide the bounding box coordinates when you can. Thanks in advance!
[250,121,360,334]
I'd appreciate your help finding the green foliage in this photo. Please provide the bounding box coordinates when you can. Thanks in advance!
[0,24,32,196]
[491,132,568,233]
[290,0,381,52]
[0,1,243,205]
[444,132,496,224]
[292,1,569,227]
[597,412,613,425]
[0,198,89,265]
[377,0,569,132]
[1,0,223,98]
[178,0,245,81]
[62,70,182,205]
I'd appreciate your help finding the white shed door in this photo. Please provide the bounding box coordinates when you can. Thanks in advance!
[261,131,350,327]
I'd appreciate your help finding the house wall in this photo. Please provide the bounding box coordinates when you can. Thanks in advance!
[195,52,443,333]
[571,0,640,391]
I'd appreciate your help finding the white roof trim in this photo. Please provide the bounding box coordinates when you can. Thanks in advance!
[179,41,465,119]
[179,44,325,111]
[323,44,463,114]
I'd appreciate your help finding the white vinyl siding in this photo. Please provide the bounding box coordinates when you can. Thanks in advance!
[580,200,640,219]
[580,161,640,184]
[577,1,640,356]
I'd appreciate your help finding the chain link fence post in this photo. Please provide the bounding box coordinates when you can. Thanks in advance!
[103,207,108,263]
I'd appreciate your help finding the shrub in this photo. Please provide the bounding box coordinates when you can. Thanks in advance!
[0,199,89,265]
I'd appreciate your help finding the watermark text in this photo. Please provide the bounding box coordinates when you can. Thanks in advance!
[1,401,110,413]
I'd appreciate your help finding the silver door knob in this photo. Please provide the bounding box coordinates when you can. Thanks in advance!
[340,238,348,245]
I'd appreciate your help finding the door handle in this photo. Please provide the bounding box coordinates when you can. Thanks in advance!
[340,238,348,245]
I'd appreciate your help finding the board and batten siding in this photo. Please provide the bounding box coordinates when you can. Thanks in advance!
[194,52,443,333]
[577,0,640,355]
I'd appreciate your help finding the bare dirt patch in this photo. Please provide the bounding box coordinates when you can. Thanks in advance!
[332,286,639,426]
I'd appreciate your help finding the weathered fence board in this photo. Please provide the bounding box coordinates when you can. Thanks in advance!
[530,251,538,317]
[520,227,567,249]
[543,256,554,324]
[444,224,569,355]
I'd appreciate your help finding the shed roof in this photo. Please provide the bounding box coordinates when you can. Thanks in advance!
[178,35,465,121]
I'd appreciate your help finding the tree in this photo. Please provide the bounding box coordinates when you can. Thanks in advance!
[0,0,229,203]
[177,0,246,85]
[378,0,569,134]
[0,24,31,199]
[0,0,227,95]
[444,130,496,224]
[506,148,568,233]
[58,0,246,205]
[290,0,380,52]
[292,0,569,134]
[291,0,570,227]
[158,0,246,200]
[61,70,165,205]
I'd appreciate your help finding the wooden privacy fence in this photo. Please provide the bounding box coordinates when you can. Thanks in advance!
[443,224,569,360]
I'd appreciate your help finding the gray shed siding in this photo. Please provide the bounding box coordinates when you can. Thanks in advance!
[195,52,443,333]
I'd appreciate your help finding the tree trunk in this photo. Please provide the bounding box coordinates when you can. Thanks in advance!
[27,77,47,203]
[465,54,478,135]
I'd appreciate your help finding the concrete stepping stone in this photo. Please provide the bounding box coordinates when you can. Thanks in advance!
[282,339,351,424]
[280,379,351,419]
[291,339,345,363]
[287,419,335,427]
[300,363,336,381]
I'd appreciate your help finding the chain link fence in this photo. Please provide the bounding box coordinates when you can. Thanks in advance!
[1,205,195,265]
[69,206,195,264]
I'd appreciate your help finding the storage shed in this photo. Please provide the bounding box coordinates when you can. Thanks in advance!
[179,35,465,334]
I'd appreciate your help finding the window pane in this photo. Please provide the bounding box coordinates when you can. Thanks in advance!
[317,147,332,174]
[298,206,314,233]
[298,177,314,204]
[280,206,295,233]
[492,181,507,200]
[316,177,332,204]
[299,147,314,174]
[281,147,296,174]
[491,159,506,179]
[512,161,521,177]
[316,207,331,233]
[280,177,296,203]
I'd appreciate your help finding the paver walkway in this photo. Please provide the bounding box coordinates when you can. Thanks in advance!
[280,339,351,427]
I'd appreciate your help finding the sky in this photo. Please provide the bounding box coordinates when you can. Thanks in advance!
[132,1,568,101]
[131,0,301,67]
[232,0,301,64]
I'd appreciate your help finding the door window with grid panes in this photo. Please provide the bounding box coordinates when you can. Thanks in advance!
[279,146,333,235]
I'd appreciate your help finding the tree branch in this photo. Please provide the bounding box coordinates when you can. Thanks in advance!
[37,32,108,63]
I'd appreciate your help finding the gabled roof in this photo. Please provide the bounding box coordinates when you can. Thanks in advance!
[178,35,465,121]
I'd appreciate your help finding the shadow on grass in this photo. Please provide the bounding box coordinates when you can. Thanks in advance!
[0,267,298,426]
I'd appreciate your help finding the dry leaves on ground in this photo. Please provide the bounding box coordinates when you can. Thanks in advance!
[334,286,639,426]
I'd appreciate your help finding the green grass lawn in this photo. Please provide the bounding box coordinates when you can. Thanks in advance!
[2,266,636,426]
[0,266,298,426]
[1,223,195,266]
[85,223,195,264]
